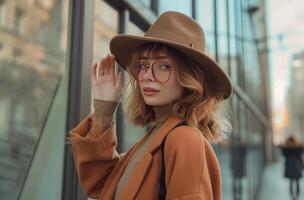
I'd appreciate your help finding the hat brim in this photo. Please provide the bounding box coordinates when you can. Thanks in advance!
[110,34,232,99]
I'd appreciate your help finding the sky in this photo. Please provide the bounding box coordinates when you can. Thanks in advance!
[269,0,304,111]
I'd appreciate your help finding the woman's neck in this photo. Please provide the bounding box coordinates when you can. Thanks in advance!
[153,104,173,127]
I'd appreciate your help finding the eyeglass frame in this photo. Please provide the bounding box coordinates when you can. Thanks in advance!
[130,59,176,83]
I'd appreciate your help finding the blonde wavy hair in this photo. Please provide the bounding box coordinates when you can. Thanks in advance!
[124,42,231,142]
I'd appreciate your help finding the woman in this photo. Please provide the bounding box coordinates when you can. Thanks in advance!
[69,11,232,200]
[281,135,304,200]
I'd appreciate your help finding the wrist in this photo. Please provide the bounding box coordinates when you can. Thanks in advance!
[93,99,119,117]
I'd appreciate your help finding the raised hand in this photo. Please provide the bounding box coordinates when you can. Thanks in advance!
[92,54,123,101]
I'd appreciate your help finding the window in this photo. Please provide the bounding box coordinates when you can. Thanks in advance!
[14,7,24,34]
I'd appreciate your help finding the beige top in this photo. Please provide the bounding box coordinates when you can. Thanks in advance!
[92,99,173,200]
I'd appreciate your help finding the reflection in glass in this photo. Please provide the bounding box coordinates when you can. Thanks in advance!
[0,0,68,199]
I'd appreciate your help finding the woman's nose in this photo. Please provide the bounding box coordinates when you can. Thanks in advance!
[142,66,155,81]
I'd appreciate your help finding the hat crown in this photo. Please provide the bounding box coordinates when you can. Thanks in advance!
[144,11,206,52]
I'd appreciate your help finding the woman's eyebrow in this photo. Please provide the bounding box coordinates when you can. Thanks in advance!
[139,55,169,59]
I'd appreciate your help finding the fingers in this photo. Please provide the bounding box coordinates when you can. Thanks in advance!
[92,62,98,79]
[109,55,115,78]
[97,58,104,77]
[105,54,115,75]
[97,54,115,77]
[104,54,110,74]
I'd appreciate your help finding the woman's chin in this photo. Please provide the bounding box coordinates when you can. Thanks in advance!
[143,98,171,106]
[144,101,160,106]
[143,98,163,106]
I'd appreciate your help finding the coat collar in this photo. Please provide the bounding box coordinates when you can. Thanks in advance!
[119,116,183,199]
[147,116,183,153]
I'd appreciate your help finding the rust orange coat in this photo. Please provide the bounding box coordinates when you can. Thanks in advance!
[70,115,222,200]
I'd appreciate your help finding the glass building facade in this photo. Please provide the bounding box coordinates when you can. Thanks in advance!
[0,0,272,200]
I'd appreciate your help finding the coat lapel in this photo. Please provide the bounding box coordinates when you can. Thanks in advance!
[119,153,153,199]
[101,133,151,199]
[120,116,183,200]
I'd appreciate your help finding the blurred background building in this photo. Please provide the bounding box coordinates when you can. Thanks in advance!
[286,51,304,141]
[0,0,273,200]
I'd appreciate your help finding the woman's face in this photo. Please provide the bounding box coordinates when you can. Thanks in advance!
[134,52,184,106]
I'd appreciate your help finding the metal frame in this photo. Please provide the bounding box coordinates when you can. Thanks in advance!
[192,0,196,19]
[116,8,129,152]
[151,0,159,15]
[62,0,94,199]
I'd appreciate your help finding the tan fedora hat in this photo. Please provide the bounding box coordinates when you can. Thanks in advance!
[110,11,232,99]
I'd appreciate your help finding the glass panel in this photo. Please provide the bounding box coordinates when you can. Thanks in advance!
[159,0,192,17]
[228,0,237,82]
[216,0,268,199]
[196,0,216,58]
[139,0,151,8]
[217,0,228,73]
[219,95,266,200]
[93,0,119,62]
[0,0,69,199]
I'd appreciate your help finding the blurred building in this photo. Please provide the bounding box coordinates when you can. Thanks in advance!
[0,0,69,199]
[286,51,304,141]
[0,0,272,200]
[272,105,289,144]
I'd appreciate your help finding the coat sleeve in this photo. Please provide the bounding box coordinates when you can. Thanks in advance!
[69,115,125,198]
[164,126,221,200]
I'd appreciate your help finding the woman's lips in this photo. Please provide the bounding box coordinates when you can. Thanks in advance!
[143,90,159,96]
[143,87,160,92]
[142,87,160,96]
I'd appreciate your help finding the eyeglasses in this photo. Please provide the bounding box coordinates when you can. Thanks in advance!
[130,60,175,83]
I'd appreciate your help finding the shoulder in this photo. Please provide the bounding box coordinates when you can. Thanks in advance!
[165,125,207,153]
[164,125,220,161]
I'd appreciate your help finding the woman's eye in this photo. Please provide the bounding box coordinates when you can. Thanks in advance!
[139,63,149,70]
[159,64,171,70]
[139,63,145,68]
